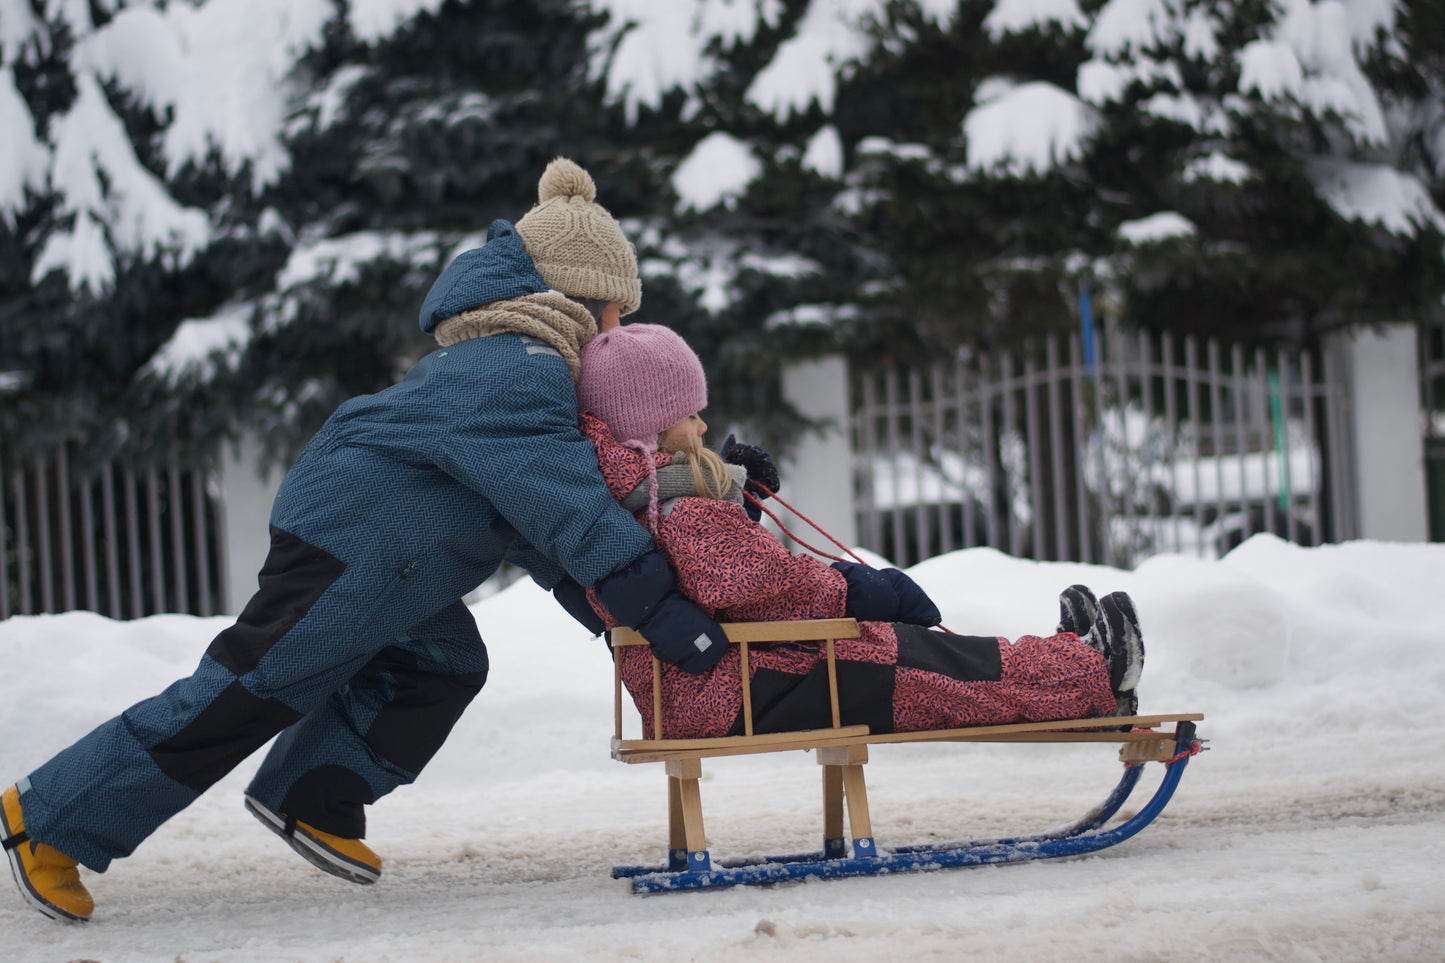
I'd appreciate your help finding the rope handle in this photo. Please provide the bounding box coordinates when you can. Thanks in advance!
[743,483,868,566]
[742,482,956,633]
[1165,739,1205,765]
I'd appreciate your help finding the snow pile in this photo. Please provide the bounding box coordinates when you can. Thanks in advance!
[984,0,1087,39]
[964,80,1097,176]
[1117,211,1197,244]
[672,132,761,212]
[142,302,255,387]
[2,534,1444,959]
[588,0,784,123]
[1309,159,1445,237]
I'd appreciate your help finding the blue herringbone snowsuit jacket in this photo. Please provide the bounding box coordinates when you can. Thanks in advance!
[21,220,656,870]
[270,218,652,605]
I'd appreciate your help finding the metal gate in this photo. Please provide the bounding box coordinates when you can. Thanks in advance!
[1,442,226,620]
[853,327,1356,569]
[1423,320,1445,542]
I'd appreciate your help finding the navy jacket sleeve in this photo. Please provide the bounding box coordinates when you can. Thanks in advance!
[503,536,568,590]
[435,341,655,587]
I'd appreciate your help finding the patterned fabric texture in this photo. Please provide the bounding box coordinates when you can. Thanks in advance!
[579,415,1115,739]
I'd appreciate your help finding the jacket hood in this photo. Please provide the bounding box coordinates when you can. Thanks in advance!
[418,219,549,335]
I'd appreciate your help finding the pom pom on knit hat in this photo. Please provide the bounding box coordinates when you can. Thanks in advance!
[537,160,596,204]
[516,157,642,315]
[577,324,707,451]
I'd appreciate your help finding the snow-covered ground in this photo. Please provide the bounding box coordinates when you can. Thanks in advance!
[3,534,1444,961]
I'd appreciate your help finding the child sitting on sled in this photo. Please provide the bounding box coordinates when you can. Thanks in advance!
[569,324,1145,740]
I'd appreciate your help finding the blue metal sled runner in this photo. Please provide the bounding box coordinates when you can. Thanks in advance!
[607,620,1205,894]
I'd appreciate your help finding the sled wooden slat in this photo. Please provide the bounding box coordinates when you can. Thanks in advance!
[613,725,872,764]
[739,641,753,736]
[855,712,1205,745]
[609,619,861,647]
[612,714,1203,763]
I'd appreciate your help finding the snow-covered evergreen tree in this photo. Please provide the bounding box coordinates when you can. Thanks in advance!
[1,0,389,463]
[180,0,617,465]
[1081,0,1445,344]
[842,0,1445,350]
[1,0,619,465]
[582,0,892,448]
[4,0,1442,468]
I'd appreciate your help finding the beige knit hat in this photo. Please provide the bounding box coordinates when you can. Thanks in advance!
[515,158,642,315]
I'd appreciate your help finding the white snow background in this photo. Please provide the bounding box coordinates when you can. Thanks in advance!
[3,534,1444,961]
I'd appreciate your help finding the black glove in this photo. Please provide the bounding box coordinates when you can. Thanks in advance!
[719,434,780,499]
[553,576,606,636]
[878,567,941,626]
[592,550,729,674]
[831,561,941,626]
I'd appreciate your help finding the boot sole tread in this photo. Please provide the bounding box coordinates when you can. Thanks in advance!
[244,796,380,885]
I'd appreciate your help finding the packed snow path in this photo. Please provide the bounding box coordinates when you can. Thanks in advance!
[3,536,1443,960]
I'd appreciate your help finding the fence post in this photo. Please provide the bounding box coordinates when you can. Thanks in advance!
[1331,323,1427,542]
[782,356,857,558]
[217,433,284,615]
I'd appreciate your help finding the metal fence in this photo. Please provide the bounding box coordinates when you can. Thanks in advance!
[1423,320,1445,541]
[1,443,226,620]
[853,327,1357,570]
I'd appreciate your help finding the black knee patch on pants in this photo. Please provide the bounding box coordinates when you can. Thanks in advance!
[148,681,303,792]
[207,526,346,676]
[894,624,1003,681]
[361,649,487,775]
[282,765,376,839]
[735,660,896,736]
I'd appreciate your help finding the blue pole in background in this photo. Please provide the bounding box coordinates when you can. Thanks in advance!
[1268,370,1291,513]
[1079,285,1097,380]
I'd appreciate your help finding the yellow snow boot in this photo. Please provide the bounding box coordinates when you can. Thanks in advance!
[2,784,94,922]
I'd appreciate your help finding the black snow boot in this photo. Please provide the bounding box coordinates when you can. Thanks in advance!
[1096,592,1145,696]
[1057,584,1099,639]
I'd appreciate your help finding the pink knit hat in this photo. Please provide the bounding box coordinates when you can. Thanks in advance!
[577,324,707,451]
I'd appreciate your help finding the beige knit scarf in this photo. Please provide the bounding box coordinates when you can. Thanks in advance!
[431,291,598,381]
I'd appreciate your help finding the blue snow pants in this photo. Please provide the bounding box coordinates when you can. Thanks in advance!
[18,527,489,873]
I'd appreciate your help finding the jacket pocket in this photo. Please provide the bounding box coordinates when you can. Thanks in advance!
[361,559,419,627]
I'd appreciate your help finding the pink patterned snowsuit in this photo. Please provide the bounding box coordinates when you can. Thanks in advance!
[580,413,1115,739]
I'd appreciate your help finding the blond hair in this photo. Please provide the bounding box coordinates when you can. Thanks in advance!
[660,437,734,501]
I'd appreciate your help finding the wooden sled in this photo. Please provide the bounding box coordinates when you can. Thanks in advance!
[609,618,1204,893]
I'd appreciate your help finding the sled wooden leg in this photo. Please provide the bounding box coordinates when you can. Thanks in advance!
[666,774,687,871]
[821,763,846,858]
[818,745,876,858]
[665,758,711,871]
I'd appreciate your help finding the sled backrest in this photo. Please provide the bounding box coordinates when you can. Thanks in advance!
[609,618,862,744]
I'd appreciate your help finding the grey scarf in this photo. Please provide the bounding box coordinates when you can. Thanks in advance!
[620,455,747,513]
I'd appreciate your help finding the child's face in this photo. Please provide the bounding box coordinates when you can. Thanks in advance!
[600,301,623,332]
[659,413,708,453]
